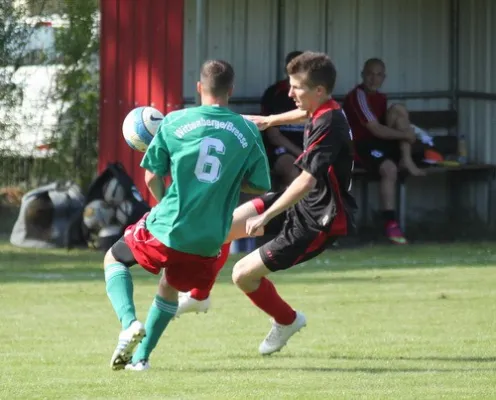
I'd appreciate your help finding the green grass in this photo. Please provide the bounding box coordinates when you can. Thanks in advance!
[1,241,495,399]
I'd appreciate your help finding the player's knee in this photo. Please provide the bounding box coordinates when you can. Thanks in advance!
[388,103,408,118]
[103,248,116,268]
[232,260,250,287]
[379,160,398,181]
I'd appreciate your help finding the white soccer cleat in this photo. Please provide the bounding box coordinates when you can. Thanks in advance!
[259,311,307,355]
[175,292,211,317]
[125,359,150,371]
[110,320,146,371]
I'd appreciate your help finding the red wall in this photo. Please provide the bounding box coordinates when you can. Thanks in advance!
[99,0,183,205]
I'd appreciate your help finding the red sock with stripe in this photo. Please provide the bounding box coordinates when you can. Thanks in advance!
[245,277,296,325]
[190,242,231,300]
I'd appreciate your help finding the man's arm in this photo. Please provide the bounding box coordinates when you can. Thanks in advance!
[350,88,415,142]
[144,170,165,202]
[265,126,302,157]
[245,170,315,236]
[243,109,308,131]
[140,123,170,202]
[264,170,315,220]
[366,120,415,143]
[242,125,272,194]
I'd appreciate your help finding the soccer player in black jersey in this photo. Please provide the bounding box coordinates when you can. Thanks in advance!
[229,51,357,355]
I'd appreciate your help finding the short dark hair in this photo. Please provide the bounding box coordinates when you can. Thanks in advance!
[286,51,336,93]
[285,50,303,66]
[200,60,234,97]
[363,58,385,71]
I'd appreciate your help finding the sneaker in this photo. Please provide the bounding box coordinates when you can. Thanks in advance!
[386,221,408,245]
[110,320,146,371]
[125,359,150,371]
[259,311,306,355]
[175,292,211,317]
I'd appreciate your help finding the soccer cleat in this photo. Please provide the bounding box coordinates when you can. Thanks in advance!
[259,311,307,355]
[175,292,211,317]
[125,359,150,371]
[385,221,408,245]
[110,320,146,371]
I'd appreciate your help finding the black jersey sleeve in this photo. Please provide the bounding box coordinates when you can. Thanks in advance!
[295,110,348,177]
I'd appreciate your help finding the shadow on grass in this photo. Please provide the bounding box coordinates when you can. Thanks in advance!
[153,365,495,374]
[233,353,496,364]
[1,240,496,284]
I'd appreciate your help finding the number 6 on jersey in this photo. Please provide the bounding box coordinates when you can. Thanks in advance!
[194,137,225,183]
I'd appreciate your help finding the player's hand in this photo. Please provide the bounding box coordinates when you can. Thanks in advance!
[246,213,269,237]
[242,115,271,131]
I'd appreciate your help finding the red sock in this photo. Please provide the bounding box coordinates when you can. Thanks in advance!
[245,277,296,325]
[190,242,231,300]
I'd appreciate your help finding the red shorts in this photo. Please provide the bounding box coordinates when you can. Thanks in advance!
[123,215,219,292]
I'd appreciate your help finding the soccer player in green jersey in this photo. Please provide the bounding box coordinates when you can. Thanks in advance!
[103,59,271,371]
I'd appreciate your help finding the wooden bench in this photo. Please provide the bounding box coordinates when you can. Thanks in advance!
[354,110,496,231]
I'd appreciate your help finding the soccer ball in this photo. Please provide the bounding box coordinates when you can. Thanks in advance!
[83,199,115,231]
[122,106,164,152]
[115,199,134,226]
[103,178,125,206]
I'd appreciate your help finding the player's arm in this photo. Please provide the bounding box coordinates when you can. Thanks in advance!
[265,126,302,157]
[366,120,415,143]
[144,170,165,202]
[352,89,414,142]
[261,170,316,221]
[243,109,308,131]
[140,125,170,202]
[242,130,272,195]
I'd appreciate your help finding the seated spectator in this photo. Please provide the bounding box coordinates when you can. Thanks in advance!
[343,58,425,245]
[260,51,305,188]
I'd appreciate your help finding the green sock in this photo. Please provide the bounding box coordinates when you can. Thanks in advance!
[104,262,136,330]
[132,295,177,363]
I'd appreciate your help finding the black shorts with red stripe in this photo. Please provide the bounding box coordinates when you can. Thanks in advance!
[252,192,336,272]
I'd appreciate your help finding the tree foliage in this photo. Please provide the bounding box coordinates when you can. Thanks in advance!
[0,0,30,139]
[46,0,100,189]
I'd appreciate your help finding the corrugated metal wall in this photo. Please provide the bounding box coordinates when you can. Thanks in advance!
[183,0,279,113]
[99,0,183,204]
[184,0,451,111]
[183,0,454,223]
[458,0,496,222]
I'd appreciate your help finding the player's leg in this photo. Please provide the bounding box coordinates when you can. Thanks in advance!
[356,139,406,244]
[386,104,425,177]
[126,271,179,371]
[180,241,231,311]
[176,197,270,315]
[128,250,220,371]
[231,220,324,355]
[104,237,145,370]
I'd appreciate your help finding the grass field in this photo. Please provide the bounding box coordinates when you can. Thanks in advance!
[1,240,495,399]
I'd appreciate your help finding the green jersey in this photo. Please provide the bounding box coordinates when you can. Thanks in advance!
[140,105,271,256]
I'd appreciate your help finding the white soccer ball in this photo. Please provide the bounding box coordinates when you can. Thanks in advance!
[115,199,134,227]
[122,106,164,152]
[102,177,125,206]
[83,199,115,231]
